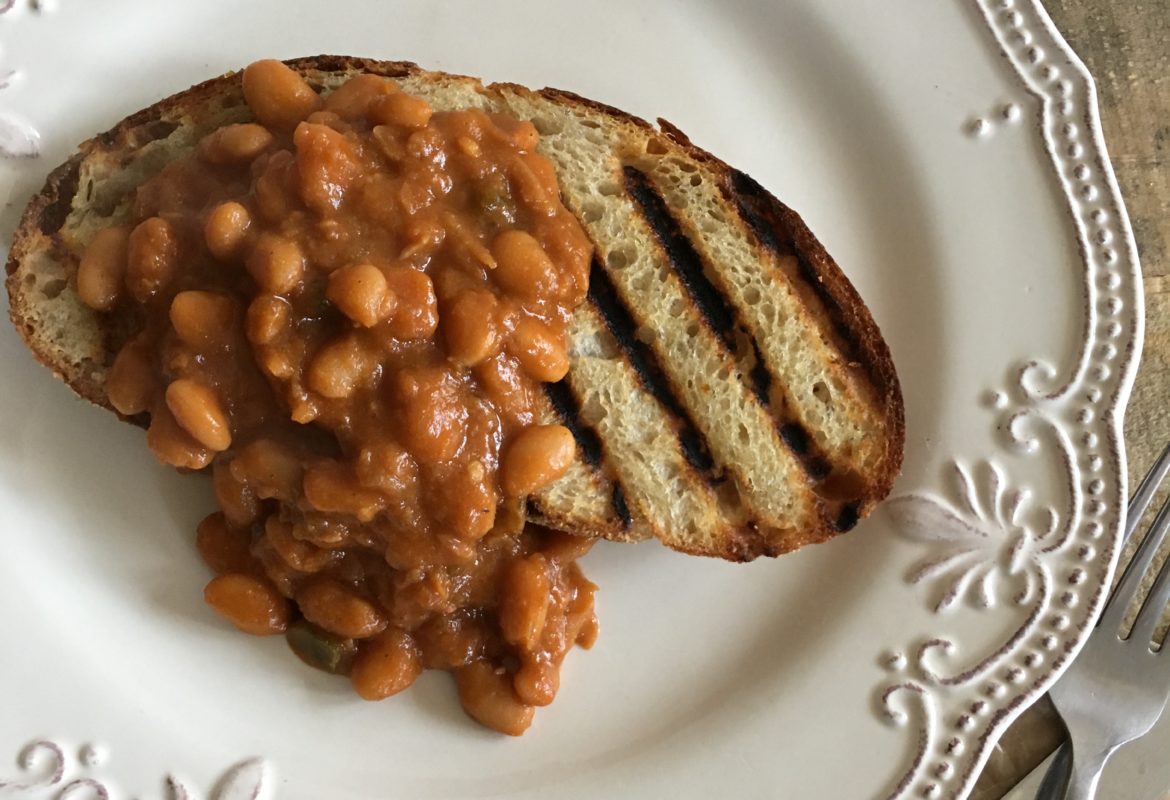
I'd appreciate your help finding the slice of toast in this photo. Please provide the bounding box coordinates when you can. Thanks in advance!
[5,55,904,561]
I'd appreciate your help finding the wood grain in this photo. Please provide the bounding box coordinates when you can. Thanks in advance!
[973,1,1170,797]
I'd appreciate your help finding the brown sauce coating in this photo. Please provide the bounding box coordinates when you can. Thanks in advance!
[80,59,597,735]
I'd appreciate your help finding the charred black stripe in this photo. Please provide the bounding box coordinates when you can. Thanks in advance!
[835,504,860,532]
[623,166,737,351]
[778,421,809,454]
[727,170,793,255]
[795,254,859,352]
[612,484,633,528]
[40,159,81,235]
[728,168,864,365]
[543,380,634,527]
[779,424,832,481]
[587,256,715,474]
[544,380,603,468]
[747,339,773,408]
[622,166,841,486]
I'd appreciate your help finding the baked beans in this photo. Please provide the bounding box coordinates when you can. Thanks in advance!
[245,294,291,346]
[105,337,157,416]
[501,424,577,498]
[199,123,275,165]
[443,289,500,367]
[125,217,178,302]
[499,554,551,650]
[382,267,439,339]
[170,291,235,351]
[204,201,252,261]
[456,660,536,737]
[80,61,597,735]
[146,404,212,469]
[491,229,559,301]
[77,226,129,311]
[323,73,397,120]
[242,59,322,130]
[510,315,571,382]
[164,378,232,451]
[326,263,395,328]
[370,92,434,129]
[351,628,423,700]
[204,573,291,635]
[195,512,255,575]
[297,577,388,639]
[247,233,305,294]
[229,438,303,501]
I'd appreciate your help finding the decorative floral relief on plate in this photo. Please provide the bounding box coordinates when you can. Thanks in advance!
[0,0,44,158]
[0,741,271,800]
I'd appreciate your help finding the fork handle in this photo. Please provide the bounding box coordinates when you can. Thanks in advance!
[1034,743,1071,800]
[1033,743,1113,800]
[1060,748,1112,800]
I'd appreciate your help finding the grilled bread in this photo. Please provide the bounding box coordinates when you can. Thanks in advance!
[5,55,903,560]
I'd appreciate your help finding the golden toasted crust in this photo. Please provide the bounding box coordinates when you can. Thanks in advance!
[5,55,904,561]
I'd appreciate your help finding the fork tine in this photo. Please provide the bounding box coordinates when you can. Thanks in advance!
[1125,442,1170,539]
[1129,496,1170,647]
[1102,491,1170,633]
[1097,442,1170,632]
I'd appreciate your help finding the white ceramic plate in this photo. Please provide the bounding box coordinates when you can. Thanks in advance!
[0,1,1142,798]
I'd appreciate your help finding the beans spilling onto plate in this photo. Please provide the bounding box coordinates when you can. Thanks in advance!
[78,59,598,735]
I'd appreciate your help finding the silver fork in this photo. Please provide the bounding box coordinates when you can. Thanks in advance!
[1035,442,1170,800]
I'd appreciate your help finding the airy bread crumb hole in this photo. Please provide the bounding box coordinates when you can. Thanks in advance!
[596,329,620,359]
[580,395,607,425]
[581,200,604,223]
[813,381,833,404]
[715,479,747,521]
[606,247,634,270]
[532,117,563,135]
[40,279,67,299]
[645,137,669,155]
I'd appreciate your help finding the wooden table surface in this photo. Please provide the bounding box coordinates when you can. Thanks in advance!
[971,1,1170,797]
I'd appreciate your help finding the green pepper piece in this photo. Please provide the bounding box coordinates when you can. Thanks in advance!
[286,619,357,675]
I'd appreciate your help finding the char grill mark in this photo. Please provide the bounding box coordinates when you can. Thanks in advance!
[621,166,839,488]
[778,423,832,482]
[726,168,865,368]
[39,159,81,236]
[543,378,633,529]
[746,339,773,409]
[622,166,738,351]
[835,504,860,532]
[585,255,716,475]
[544,380,603,468]
[612,483,633,529]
